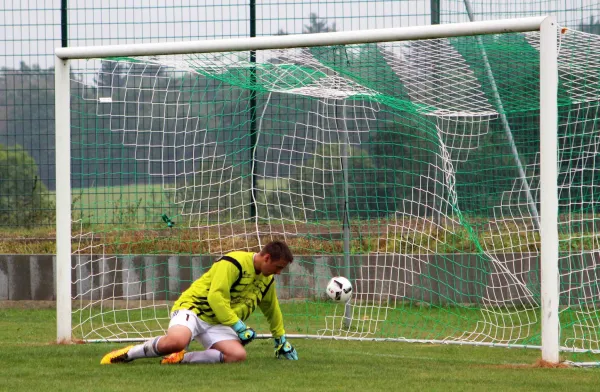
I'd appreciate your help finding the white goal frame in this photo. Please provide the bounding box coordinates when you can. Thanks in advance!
[54,16,559,363]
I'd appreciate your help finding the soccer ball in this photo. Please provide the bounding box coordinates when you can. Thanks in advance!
[326,276,353,303]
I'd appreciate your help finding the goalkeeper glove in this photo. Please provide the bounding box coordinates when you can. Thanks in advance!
[274,335,298,360]
[232,320,256,346]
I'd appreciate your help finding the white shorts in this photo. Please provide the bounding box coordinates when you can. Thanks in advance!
[169,309,239,349]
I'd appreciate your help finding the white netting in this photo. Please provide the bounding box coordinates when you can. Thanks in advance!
[65,28,600,364]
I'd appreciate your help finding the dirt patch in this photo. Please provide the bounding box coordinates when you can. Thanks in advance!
[52,338,85,345]
[0,300,176,310]
[477,359,570,369]
[0,300,56,309]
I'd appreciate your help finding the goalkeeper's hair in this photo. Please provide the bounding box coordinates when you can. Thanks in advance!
[261,240,294,263]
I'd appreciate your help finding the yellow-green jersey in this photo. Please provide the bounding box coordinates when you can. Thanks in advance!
[171,251,285,338]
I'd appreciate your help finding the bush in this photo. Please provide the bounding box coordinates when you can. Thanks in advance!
[0,144,55,227]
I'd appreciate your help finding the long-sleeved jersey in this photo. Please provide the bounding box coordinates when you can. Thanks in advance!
[171,251,285,338]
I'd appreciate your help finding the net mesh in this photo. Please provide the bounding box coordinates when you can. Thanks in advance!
[68,28,600,362]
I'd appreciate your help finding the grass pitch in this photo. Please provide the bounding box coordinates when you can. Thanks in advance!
[1,308,600,391]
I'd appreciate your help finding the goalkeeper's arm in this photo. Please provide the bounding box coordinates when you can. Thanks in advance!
[258,282,285,338]
[259,283,298,360]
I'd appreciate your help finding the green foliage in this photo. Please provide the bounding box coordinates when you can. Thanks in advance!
[0,144,54,227]
[254,142,386,221]
[579,16,600,35]
[175,158,251,222]
[0,63,55,192]
[303,12,337,33]
[298,142,384,219]
[277,12,336,35]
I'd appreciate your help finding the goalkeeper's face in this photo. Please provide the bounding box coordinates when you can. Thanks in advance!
[261,258,289,276]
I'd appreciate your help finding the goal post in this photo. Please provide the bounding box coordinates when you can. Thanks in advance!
[538,16,559,365]
[55,54,72,343]
[54,16,564,363]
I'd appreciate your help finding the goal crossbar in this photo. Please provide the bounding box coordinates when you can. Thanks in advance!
[55,17,546,60]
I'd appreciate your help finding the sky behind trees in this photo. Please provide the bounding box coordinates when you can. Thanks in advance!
[1,0,599,69]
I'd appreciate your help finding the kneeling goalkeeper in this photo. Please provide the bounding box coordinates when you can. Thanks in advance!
[101,240,298,364]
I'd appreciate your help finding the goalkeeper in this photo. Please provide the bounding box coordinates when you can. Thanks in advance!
[101,240,298,364]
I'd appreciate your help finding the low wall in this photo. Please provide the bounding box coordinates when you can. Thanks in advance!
[0,253,598,305]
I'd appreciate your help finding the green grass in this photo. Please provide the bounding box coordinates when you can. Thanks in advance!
[70,300,600,364]
[73,301,541,345]
[2,307,600,391]
[69,183,171,225]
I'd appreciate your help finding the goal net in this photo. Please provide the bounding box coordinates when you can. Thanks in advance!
[60,22,600,364]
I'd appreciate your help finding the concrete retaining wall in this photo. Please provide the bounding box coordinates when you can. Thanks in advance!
[0,253,598,305]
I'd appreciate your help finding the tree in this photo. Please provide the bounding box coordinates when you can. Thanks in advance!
[0,63,55,190]
[0,144,55,227]
[177,156,251,224]
[278,12,337,36]
[288,142,385,220]
[303,13,336,34]
[579,16,600,35]
[70,59,193,188]
[94,60,126,89]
